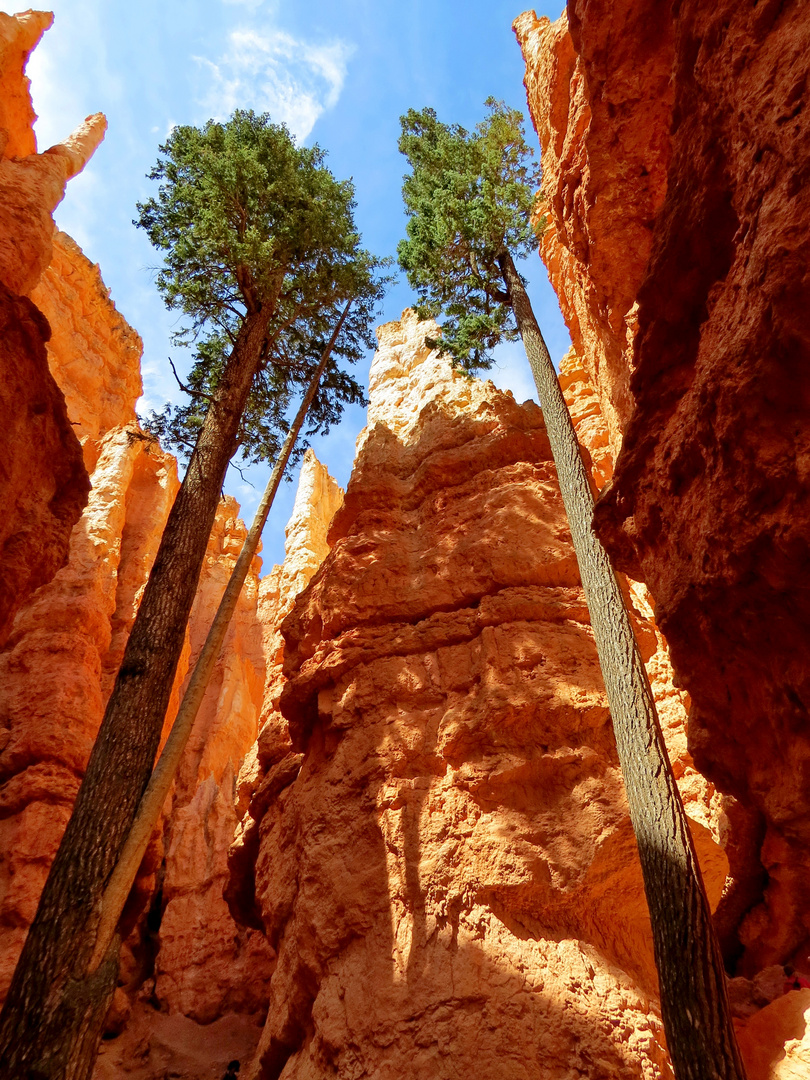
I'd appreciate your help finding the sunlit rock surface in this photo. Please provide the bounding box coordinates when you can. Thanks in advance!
[228,449,343,940]
[0,10,52,158]
[234,312,734,1079]
[513,6,672,458]
[3,3,809,1077]
[31,230,143,449]
[0,9,106,298]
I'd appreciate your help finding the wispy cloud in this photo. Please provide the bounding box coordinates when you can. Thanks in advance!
[196,26,354,139]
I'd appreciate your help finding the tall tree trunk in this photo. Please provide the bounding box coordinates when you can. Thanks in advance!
[87,301,351,972]
[498,249,747,1080]
[0,306,274,1080]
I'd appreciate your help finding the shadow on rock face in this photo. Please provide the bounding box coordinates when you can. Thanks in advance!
[232,346,699,1079]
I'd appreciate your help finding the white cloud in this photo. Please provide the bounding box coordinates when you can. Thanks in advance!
[196,26,354,139]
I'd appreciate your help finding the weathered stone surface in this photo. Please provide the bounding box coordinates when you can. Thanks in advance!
[735,988,810,1080]
[229,451,343,934]
[0,108,106,296]
[0,426,178,999]
[0,13,95,646]
[0,10,51,159]
[95,1006,264,1080]
[559,347,612,491]
[592,0,810,982]
[0,284,89,647]
[514,6,673,457]
[154,495,272,1025]
[31,230,142,448]
[236,312,734,1080]
[518,1,810,1072]
[519,0,810,974]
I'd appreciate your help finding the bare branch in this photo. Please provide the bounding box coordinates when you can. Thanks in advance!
[168,357,215,403]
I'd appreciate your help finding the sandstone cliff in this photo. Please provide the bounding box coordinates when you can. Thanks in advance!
[0,11,103,645]
[232,311,735,1080]
[0,15,277,1076]
[516,2,810,1071]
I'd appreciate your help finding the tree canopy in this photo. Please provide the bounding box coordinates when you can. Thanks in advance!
[136,109,388,465]
[397,98,544,370]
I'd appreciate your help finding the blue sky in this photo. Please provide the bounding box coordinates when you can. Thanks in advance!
[28,0,569,569]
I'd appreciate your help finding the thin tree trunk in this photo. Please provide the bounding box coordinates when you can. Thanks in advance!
[87,301,351,971]
[498,249,747,1080]
[0,304,276,1080]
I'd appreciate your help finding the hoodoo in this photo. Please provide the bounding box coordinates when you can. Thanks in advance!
[231,311,728,1080]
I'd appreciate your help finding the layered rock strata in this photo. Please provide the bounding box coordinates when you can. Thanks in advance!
[0,282,89,646]
[516,1,810,989]
[228,450,343,944]
[234,311,732,1080]
[0,237,273,1072]
[514,6,673,459]
[100,453,343,1077]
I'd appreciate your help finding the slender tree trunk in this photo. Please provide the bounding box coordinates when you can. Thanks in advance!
[0,305,275,1080]
[498,250,746,1080]
[86,301,351,971]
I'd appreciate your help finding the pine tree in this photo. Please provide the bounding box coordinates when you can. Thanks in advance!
[397,99,747,1080]
[0,110,387,1080]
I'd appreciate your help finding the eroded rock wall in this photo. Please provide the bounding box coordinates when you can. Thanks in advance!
[516,0,810,1067]
[0,11,101,645]
[517,0,810,980]
[228,450,343,944]
[234,311,735,1080]
[514,6,673,458]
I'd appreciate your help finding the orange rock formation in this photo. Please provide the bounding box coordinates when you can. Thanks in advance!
[0,12,105,299]
[3,3,809,1078]
[228,449,343,942]
[0,11,101,645]
[231,311,734,1080]
[516,1,810,1069]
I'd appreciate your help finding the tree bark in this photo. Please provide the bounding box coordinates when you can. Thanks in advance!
[0,305,275,1080]
[498,249,747,1080]
[86,301,351,972]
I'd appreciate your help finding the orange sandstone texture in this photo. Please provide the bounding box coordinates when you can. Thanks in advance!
[0,285,89,646]
[735,988,810,1080]
[516,0,810,990]
[93,495,272,1078]
[31,230,142,451]
[0,12,101,645]
[150,497,272,1027]
[229,449,343,937]
[514,6,673,458]
[104,455,342,1078]
[0,427,179,1000]
[0,204,183,1002]
[0,10,51,158]
[234,312,734,1080]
